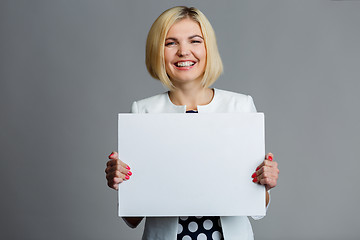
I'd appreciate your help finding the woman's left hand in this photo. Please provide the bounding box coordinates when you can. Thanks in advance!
[252,153,279,191]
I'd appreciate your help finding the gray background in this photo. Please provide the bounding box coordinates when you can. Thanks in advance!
[1,0,359,239]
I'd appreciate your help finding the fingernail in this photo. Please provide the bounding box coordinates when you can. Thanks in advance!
[126,166,131,170]
[125,176,130,180]
[109,153,114,158]
[256,167,260,171]
[252,177,258,183]
[251,172,257,178]
[268,156,273,161]
[127,171,132,176]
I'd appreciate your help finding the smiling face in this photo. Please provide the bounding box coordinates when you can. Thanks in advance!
[164,18,207,87]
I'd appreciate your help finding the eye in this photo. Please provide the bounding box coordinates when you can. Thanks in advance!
[191,40,202,44]
[165,41,176,47]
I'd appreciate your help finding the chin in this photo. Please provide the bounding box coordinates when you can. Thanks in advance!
[171,78,203,86]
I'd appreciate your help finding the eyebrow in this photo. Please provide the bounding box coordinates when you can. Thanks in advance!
[189,35,204,39]
[165,35,204,41]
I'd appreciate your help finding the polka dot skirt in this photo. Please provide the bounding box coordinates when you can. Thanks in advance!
[177,216,224,240]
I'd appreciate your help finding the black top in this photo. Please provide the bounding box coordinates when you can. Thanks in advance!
[186,110,198,113]
[177,216,224,240]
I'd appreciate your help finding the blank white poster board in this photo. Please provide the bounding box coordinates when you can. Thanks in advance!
[118,113,265,217]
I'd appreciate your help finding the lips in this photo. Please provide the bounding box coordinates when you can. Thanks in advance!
[174,61,196,68]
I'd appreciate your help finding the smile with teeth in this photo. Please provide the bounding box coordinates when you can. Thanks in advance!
[174,61,196,67]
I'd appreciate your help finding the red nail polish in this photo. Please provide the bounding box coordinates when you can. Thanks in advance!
[126,166,131,170]
[256,167,260,171]
[268,156,273,161]
[109,153,114,158]
[252,177,258,183]
[251,172,257,178]
[127,171,132,176]
[125,176,130,180]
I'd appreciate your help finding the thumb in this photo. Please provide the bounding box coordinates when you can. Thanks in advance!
[108,151,119,160]
[265,152,274,161]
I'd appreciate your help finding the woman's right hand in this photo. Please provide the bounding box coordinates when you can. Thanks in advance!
[105,152,132,190]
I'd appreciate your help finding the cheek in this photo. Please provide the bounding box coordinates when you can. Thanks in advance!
[163,51,173,76]
[164,51,170,64]
[195,47,206,62]
[164,48,176,63]
[198,51,207,67]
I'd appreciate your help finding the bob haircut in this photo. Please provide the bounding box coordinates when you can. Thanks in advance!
[146,6,223,90]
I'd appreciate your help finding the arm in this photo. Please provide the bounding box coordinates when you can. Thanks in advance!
[266,191,270,207]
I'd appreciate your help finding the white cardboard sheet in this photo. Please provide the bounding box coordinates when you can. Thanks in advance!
[118,113,265,217]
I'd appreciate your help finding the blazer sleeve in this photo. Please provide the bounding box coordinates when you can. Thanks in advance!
[247,95,257,113]
[251,192,271,220]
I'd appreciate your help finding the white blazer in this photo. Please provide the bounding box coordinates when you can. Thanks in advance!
[129,88,266,240]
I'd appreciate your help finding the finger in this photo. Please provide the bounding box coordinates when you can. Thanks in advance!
[258,175,271,185]
[254,161,279,190]
[106,169,131,188]
[260,161,279,177]
[108,159,130,171]
[255,159,272,172]
[105,164,124,174]
[259,177,277,190]
[255,162,263,171]
[264,159,279,169]
[252,166,265,178]
[252,168,265,183]
[108,177,123,190]
[118,159,130,171]
[252,165,266,178]
[105,165,114,174]
[265,152,274,161]
[105,165,132,176]
[110,177,123,185]
[106,159,117,168]
[256,171,278,191]
[255,153,273,170]
[106,154,131,170]
[106,175,130,191]
[106,170,129,181]
[252,174,275,185]
[257,168,278,181]
[107,152,119,166]
[108,151,118,160]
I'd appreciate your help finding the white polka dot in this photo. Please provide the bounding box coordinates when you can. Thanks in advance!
[197,233,207,240]
[218,218,222,227]
[182,236,191,240]
[195,216,203,219]
[188,221,198,232]
[203,219,213,230]
[177,223,183,234]
[212,231,222,240]
[180,216,188,221]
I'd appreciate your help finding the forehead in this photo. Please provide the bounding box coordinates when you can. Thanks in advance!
[166,18,203,37]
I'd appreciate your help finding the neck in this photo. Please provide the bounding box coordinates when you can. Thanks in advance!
[168,84,214,110]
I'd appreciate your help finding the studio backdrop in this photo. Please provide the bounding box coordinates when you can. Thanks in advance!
[1,0,359,239]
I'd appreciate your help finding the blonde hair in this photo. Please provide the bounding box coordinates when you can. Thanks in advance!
[146,6,223,90]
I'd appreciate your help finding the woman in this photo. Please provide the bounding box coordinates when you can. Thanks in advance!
[105,6,279,240]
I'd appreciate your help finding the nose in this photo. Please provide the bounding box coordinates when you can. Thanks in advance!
[177,44,190,57]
